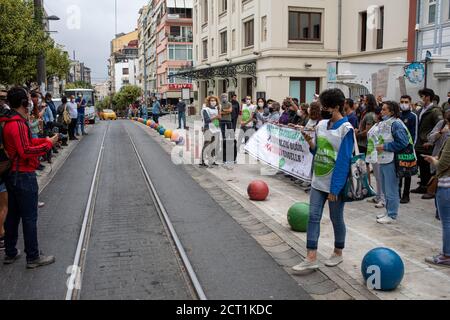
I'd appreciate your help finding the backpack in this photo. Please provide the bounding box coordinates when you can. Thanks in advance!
[63,105,71,125]
[0,108,13,176]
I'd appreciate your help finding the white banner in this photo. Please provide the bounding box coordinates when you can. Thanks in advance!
[245,124,314,181]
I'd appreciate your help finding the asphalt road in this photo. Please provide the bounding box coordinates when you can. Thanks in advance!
[0,120,311,300]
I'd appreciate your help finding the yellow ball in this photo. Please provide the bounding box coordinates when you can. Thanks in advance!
[164,130,173,139]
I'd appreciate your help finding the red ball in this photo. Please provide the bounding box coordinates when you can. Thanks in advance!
[247,180,269,201]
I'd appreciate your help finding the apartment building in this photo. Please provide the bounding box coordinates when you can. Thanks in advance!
[137,0,194,105]
[184,0,339,106]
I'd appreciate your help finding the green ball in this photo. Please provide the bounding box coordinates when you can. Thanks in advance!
[287,203,310,232]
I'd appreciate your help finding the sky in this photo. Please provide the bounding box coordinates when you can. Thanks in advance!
[45,0,147,84]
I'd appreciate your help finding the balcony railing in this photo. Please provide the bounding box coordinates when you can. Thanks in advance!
[168,35,193,43]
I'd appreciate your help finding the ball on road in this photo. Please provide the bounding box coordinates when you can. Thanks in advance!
[287,203,310,232]
[247,180,269,201]
[171,132,180,143]
[361,248,404,291]
[159,128,166,135]
[147,120,152,126]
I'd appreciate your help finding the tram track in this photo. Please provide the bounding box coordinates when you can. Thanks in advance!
[64,122,206,300]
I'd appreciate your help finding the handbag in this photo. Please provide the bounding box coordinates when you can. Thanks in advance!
[342,131,376,202]
[63,105,71,125]
[394,121,418,178]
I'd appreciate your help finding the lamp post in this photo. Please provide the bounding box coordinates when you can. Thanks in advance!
[34,0,60,92]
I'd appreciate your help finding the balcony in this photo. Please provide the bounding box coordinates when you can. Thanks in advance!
[168,35,193,43]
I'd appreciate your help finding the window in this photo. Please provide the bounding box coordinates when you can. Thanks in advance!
[220,0,227,14]
[168,44,193,61]
[169,26,193,42]
[261,16,267,42]
[429,0,437,24]
[289,78,320,104]
[157,51,166,66]
[202,0,208,24]
[289,11,321,41]
[220,30,228,54]
[211,38,215,57]
[202,39,208,60]
[376,6,384,50]
[122,68,129,75]
[244,19,254,48]
[360,11,367,52]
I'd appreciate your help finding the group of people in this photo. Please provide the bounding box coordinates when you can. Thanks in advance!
[196,88,450,271]
[0,87,87,269]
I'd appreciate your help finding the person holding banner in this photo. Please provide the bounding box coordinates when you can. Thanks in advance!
[292,89,355,273]
[200,96,221,168]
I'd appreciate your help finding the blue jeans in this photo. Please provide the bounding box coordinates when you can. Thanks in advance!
[4,172,40,261]
[380,161,400,219]
[436,187,450,256]
[307,188,347,251]
[76,113,85,135]
[178,111,186,129]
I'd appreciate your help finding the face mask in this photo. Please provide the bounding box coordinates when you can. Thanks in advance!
[269,108,274,113]
[297,110,303,117]
[38,98,42,106]
[382,115,391,121]
[28,101,33,113]
[210,101,217,107]
[258,102,264,108]
[400,104,410,111]
[321,110,333,120]
[246,100,251,105]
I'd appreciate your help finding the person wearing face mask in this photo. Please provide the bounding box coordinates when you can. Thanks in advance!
[293,89,354,273]
[219,94,236,166]
[441,91,450,112]
[374,102,410,224]
[255,98,269,131]
[67,95,78,141]
[200,96,221,168]
[238,96,256,147]
[413,89,444,197]
[268,102,281,123]
[230,94,240,131]
[399,95,418,204]
[278,99,291,125]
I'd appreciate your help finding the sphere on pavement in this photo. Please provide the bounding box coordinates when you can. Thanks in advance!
[247,180,269,201]
[361,248,404,291]
[171,132,180,143]
[287,203,310,232]
[147,120,152,126]
[164,130,173,139]
[159,127,166,135]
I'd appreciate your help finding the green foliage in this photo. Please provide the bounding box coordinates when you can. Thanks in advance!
[112,85,142,111]
[66,81,93,90]
[0,0,70,85]
[96,95,111,112]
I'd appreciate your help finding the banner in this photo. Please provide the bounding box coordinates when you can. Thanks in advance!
[245,124,314,182]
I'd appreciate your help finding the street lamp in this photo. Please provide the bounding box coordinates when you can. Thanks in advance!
[46,15,60,21]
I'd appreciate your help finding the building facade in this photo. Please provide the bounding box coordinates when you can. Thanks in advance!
[109,31,139,93]
[68,60,92,85]
[139,0,194,105]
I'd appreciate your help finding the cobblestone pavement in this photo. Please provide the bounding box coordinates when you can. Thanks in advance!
[154,115,450,300]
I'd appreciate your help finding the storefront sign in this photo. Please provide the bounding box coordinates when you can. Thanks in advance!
[169,83,193,90]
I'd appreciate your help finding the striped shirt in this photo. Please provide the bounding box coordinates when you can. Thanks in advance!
[438,176,450,188]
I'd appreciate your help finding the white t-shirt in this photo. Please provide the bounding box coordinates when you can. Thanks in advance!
[67,101,78,119]
[241,104,256,128]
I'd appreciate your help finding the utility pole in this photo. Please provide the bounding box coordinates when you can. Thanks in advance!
[115,0,118,36]
[34,0,46,93]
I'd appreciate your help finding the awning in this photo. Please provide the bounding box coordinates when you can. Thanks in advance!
[167,0,193,9]
[170,60,257,81]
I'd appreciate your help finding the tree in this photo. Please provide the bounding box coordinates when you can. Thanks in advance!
[46,41,71,80]
[66,81,93,90]
[112,85,142,112]
[0,0,48,85]
[96,96,111,112]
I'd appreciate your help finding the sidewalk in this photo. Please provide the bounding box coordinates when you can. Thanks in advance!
[156,116,449,300]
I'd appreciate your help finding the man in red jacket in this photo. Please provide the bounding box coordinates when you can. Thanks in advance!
[1,87,58,269]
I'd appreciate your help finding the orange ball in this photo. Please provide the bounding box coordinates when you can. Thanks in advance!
[247,181,269,201]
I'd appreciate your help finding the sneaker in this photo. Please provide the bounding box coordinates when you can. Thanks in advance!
[376,213,387,220]
[26,255,56,269]
[0,237,4,251]
[38,202,45,208]
[324,254,344,267]
[292,259,319,274]
[37,164,45,171]
[425,255,450,268]
[4,250,21,265]
[375,202,385,209]
[377,216,397,225]
[367,198,379,204]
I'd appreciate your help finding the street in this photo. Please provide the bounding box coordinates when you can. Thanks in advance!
[0,120,310,300]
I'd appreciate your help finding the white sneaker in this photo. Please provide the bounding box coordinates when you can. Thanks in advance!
[324,254,344,267]
[38,202,45,208]
[376,213,387,220]
[292,260,319,274]
[377,216,397,224]
[375,202,385,209]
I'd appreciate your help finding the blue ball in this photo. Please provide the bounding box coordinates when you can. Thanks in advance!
[361,248,404,291]
[159,128,166,135]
